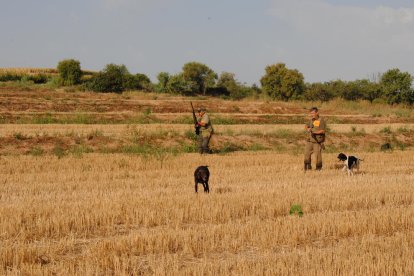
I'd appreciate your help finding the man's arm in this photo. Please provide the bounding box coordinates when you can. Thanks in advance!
[198,121,207,127]
[197,114,209,127]
[305,122,312,132]
[312,129,325,134]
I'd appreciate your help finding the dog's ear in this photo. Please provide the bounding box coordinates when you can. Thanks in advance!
[337,153,347,161]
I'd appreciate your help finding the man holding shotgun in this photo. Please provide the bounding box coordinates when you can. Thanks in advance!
[304,107,326,171]
[191,103,214,154]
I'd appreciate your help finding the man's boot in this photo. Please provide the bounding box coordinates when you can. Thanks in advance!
[316,163,322,170]
[304,162,312,171]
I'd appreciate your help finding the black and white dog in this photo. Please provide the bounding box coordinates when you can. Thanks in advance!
[337,153,363,176]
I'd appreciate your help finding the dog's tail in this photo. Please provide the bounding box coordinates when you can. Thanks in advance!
[355,156,364,161]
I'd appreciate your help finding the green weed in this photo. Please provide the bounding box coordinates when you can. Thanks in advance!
[28,146,44,156]
[289,204,304,217]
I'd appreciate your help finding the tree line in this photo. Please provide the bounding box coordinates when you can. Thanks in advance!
[260,63,414,105]
[2,59,413,105]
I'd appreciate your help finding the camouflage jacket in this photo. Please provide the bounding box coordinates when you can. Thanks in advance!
[306,117,326,143]
[198,114,213,136]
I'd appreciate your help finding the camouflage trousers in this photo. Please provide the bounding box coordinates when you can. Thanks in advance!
[304,141,323,170]
[198,133,212,154]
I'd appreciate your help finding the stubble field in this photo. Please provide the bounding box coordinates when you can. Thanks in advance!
[1,88,414,275]
[1,152,414,275]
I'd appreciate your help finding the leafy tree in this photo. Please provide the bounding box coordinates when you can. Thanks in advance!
[341,81,364,101]
[327,80,347,98]
[135,73,151,88]
[87,64,129,93]
[156,72,170,93]
[250,83,262,95]
[356,79,383,103]
[380,68,414,105]
[217,72,239,97]
[165,74,195,95]
[304,82,335,102]
[216,72,253,100]
[217,72,237,89]
[124,73,152,91]
[182,62,217,94]
[260,63,305,101]
[57,59,82,86]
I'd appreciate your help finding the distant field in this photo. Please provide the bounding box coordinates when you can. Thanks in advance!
[0,67,96,76]
[0,67,58,75]
[1,151,413,274]
[1,86,413,274]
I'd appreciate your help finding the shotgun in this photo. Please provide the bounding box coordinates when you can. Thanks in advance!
[190,102,200,135]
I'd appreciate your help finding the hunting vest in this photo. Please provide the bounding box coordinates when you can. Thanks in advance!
[307,117,326,143]
[199,114,213,137]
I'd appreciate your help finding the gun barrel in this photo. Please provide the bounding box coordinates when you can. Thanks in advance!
[190,102,200,135]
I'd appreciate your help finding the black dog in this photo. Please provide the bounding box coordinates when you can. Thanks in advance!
[194,166,210,193]
[337,153,363,176]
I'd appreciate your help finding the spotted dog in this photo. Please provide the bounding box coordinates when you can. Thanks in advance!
[337,153,363,176]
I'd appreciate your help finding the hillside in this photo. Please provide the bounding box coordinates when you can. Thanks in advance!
[0,87,413,156]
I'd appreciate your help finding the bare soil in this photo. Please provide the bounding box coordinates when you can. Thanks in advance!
[1,88,413,124]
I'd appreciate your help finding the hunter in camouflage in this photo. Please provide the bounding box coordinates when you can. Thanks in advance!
[196,107,214,154]
[304,107,326,171]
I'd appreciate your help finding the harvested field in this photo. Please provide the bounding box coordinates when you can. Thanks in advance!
[1,151,414,274]
[1,86,413,274]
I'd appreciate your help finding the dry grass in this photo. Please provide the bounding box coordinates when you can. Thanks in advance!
[0,123,412,137]
[0,68,96,76]
[0,123,412,156]
[1,86,413,274]
[1,151,413,274]
[0,68,58,75]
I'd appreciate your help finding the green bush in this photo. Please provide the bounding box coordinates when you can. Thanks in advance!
[87,64,128,93]
[155,72,170,93]
[379,126,392,134]
[53,145,67,159]
[396,126,410,133]
[28,146,44,156]
[304,82,335,102]
[28,74,49,84]
[57,59,82,86]
[124,73,152,91]
[165,74,195,95]
[0,73,22,82]
[45,76,61,89]
[380,68,413,105]
[260,63,305,101]
[87,64,153,93]
[182,62,217,94]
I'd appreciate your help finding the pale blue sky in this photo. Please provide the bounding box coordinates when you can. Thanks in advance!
[1,0,413,84]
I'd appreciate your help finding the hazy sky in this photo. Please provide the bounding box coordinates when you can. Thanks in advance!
[1,0,414,84]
